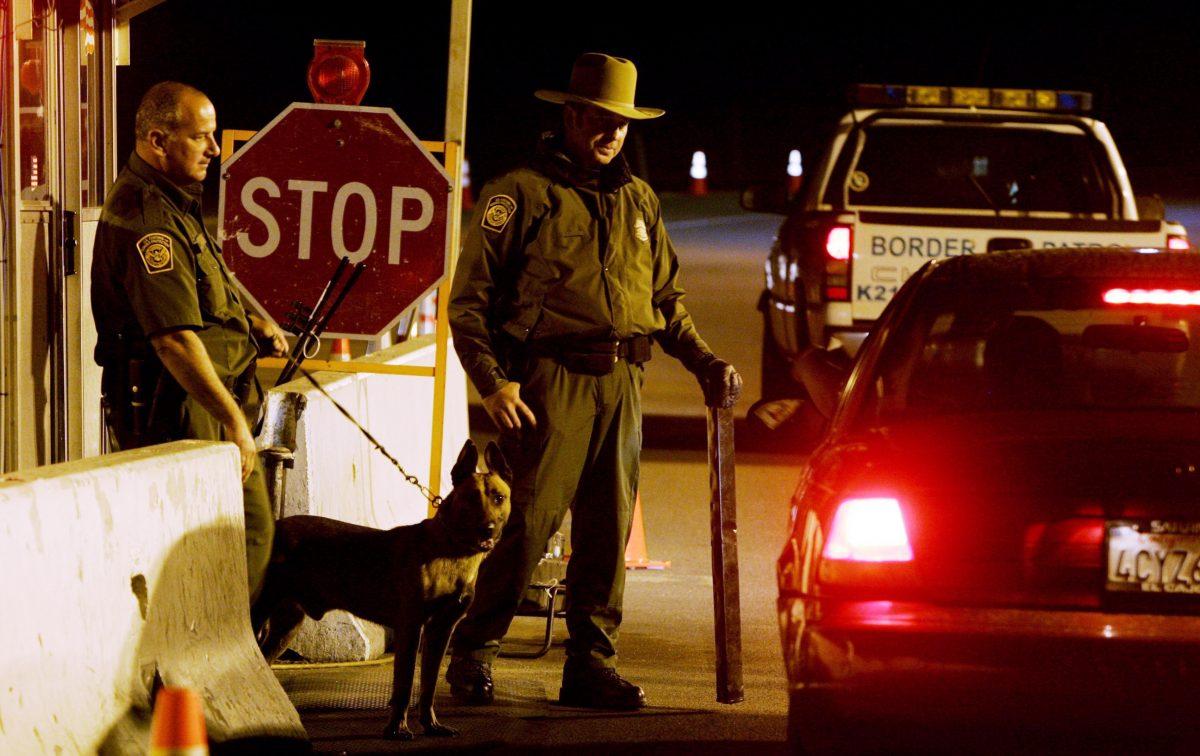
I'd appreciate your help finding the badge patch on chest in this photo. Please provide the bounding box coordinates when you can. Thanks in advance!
[136,232,174,274]
[481,194,516,233]
[634,217,650,243]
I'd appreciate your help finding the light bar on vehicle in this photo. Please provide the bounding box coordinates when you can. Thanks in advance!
[1103,288,1200,306]
[850,84,1093,113]
[823,497,913,562]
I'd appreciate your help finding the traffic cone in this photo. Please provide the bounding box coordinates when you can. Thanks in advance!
[331,337,352,361]
[625,491,670,570]
[787,149,803,199]
[689,151,708,196]
[461,158,474,210]
[417,293,438,336]
[149,687,208,756]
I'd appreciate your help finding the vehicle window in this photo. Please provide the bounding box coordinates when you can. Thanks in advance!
[857,278,1200,425]
[839,123,1111,215]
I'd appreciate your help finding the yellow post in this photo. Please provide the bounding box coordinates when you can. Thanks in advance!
[219,129,256,164]
[428,0,471,514]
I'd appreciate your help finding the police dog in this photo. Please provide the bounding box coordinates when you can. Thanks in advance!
[252,439,511,740]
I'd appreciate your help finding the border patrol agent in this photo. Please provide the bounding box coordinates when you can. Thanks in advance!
[447,53,742,710]
[91,82,288,601]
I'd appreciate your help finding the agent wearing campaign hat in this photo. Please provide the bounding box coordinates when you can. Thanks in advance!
[447,52,741,710]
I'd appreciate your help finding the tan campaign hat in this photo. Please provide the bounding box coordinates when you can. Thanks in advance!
[535,53,665,120]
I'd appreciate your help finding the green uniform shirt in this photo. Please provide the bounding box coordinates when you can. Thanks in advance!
[92,152,258,435]
[450,135,711,397]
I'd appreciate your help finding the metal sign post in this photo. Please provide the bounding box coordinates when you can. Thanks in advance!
[707,403,744,704]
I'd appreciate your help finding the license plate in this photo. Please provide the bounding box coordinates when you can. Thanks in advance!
[1106,520,1200,594]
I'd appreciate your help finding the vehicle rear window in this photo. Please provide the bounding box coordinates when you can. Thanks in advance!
[831,122,1112,215]
[858,278,1200,424]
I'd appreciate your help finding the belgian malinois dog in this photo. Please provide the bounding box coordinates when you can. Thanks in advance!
[252,439,512,740]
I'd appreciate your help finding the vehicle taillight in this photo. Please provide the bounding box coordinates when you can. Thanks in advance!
[1168,235,1190,252]
[823,226,852,301]
[823,497,913,562]
[825,227,851,261]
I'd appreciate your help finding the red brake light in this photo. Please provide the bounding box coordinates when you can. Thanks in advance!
[823,497,913,562]
[1168,235,1190,252]
[307,39,371,106]
[825,226,852,261]
[1103,288,1200,306]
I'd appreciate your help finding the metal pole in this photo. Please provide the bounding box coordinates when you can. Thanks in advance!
[429,0,470,512]
[707,404,744,704]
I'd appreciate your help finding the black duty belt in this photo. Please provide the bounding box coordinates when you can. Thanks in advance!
[528,334,653,375]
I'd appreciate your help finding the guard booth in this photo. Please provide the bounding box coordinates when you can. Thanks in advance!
[0,0,159,470]
[1,1,466,477]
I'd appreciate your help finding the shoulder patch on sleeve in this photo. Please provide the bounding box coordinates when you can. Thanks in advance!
[136,232,174,274]
[634,216,650,243]
[481,194,517,233]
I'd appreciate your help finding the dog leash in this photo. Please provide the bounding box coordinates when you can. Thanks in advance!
[294,364,443,508]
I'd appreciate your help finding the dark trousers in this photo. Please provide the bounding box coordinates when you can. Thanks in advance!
[451,357,642,668]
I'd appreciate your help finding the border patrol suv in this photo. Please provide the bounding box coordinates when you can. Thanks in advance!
[745,84,1189,401]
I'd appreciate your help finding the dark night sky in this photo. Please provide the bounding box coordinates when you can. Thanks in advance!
[124,1,1200,196]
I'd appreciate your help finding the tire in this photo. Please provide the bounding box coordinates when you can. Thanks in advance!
[760,311,809,401]
[787,691,835,753]
[787,688,850,755]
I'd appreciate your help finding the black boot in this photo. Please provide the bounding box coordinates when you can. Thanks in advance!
[445,657,494,705]
[559,664,645,710]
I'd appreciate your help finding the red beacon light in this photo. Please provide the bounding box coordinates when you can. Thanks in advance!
[307,39,371,105]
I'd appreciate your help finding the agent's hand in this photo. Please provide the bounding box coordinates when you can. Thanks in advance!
[482,382,538,432]
[699,357,743,409]
[227,417,258,481]
[249,315,289,357]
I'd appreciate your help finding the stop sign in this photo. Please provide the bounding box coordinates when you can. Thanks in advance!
[218,103,451,339]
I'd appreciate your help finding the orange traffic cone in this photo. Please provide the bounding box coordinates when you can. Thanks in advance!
[331,337,352,361]
[625,491,670,570]
[689,151,708,196]
[787,149,803,199]
[149,687,208,756]
[417,293,438,336]
[461,158,474,210]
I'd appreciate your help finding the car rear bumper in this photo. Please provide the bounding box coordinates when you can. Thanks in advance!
[779,595,1200,728]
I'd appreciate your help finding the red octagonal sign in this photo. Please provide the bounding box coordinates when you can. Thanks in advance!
[218,103,450,339]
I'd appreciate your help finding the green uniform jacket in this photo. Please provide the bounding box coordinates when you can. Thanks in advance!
[92,151,258,441]
[450,135,711,397]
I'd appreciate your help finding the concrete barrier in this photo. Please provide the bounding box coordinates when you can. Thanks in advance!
[260,335,469,661]
[0,441,305,754]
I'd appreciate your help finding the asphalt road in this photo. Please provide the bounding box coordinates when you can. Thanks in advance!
[639,194,779,419]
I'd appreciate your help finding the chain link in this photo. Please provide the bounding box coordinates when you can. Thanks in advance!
[295,364,443,508]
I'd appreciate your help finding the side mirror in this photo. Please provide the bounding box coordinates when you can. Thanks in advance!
[741,182,791,215]
[796,347,852,419]
[1135,194,1165,222]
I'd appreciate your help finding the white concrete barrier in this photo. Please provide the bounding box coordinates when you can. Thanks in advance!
[0,441,305,754]
[260,335,469,661]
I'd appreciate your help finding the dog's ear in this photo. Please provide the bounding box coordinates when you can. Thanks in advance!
[451,439,478,487]
[484,441,512,483]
